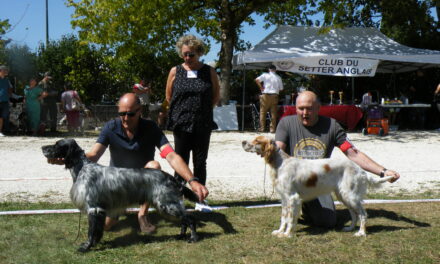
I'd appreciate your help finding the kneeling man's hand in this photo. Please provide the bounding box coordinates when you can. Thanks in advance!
[190,181,209,202]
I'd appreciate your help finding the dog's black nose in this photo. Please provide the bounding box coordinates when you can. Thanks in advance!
[242,140,247,146]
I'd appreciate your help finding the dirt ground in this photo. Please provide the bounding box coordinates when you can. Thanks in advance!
[1,130,440,203]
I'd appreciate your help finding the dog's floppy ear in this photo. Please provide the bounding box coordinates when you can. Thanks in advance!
[253,136,268,155]
[64,139,82,168]
[262,138,276,163]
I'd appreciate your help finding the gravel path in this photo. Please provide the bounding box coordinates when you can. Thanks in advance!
[1,130,439,203]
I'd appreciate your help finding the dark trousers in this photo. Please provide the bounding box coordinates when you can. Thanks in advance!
[0,101,10,132]
[301,197,337,228]
[41,102,58,131]
[173,129,211,186]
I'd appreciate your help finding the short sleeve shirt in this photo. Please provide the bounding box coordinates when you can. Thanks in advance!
[275,115,347,159]
[97,118,169,168]
[256,72,283,94]
[61,90,78,111]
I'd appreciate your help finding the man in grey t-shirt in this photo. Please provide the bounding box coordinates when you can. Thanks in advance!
[275,91,400,228]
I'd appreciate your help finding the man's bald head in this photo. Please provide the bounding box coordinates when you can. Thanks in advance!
[296,91,319,106]
[118,93,141,107]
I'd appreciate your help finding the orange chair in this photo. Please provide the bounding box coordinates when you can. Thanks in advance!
[362,105,389,136]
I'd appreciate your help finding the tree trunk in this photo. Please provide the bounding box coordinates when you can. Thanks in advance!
[216,0,279,104]
[218,32,236,105]
[217,0,238,105]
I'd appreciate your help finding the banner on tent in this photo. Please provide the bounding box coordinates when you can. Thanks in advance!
[275,57,379,77]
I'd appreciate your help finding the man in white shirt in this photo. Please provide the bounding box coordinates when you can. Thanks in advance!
[255,65,284,133]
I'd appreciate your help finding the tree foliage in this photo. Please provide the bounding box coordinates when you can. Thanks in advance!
[0,19,11,64]
[358,0,439,50]
[4,44,37,92]
[36,35,126,103]
[35,35,181,104]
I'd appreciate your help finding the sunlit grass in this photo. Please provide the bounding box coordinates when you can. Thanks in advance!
[0,197,439,263]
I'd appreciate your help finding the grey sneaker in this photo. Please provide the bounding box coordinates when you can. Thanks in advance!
[195,201,212,212]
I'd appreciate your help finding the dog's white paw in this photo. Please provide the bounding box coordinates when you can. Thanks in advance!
[272,231,292,238]
[272,230,282,236]
[282,232,293,238]
[354,231,366,237]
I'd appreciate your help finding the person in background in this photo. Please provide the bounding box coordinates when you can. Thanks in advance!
[433,83,440,129]
[166,34,220,211]
[434,83,440,112]
[133,79,151,118]
[407,70,430,129]
[40,72,59,133]
[275,91,400,228]
[0,65,13,136]
[255,64,284,133]
[61,83,82,133]
[24,77,47,136]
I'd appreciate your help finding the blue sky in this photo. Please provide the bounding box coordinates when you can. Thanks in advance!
[1,1,77,51]
[0,0,274,62]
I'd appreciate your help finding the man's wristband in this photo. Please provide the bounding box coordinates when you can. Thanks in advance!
[380,168,387,178]
[188,177,200,184]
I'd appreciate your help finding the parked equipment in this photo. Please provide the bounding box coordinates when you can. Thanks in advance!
[362,105,389,136]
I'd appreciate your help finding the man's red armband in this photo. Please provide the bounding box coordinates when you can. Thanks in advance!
[160,145,174,159]
[339,140,353,153]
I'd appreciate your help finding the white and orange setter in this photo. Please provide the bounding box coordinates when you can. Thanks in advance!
[242,136,393,237]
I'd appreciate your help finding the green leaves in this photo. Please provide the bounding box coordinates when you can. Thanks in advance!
[0,19,11,35]
[0,19,12,64]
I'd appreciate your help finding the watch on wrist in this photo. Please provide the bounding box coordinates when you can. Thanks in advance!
[380,168,387,178]
[188,177,200,184]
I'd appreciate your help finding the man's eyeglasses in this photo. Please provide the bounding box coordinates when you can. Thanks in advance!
[118,109,140,117]
[183,52,196,58]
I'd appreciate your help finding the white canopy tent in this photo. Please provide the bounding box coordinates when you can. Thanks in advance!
[232,26,440,130]
[233,25,440,74]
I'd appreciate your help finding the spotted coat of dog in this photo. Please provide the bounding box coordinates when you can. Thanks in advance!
[242,136,393,237]
[42,139,199,252]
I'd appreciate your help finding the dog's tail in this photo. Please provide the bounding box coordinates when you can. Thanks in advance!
[182,186,200,203]
[367,173,394,187]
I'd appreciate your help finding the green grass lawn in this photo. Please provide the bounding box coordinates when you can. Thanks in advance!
[0,200,439,264]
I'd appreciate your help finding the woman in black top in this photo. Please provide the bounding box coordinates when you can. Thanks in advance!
[166,35,220,197]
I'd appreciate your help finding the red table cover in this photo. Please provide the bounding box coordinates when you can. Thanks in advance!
[279,105,363,130]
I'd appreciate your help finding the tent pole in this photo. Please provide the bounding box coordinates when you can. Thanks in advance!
[393,71,396,97]
[241,64,246,131]
[351,77,355,103]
